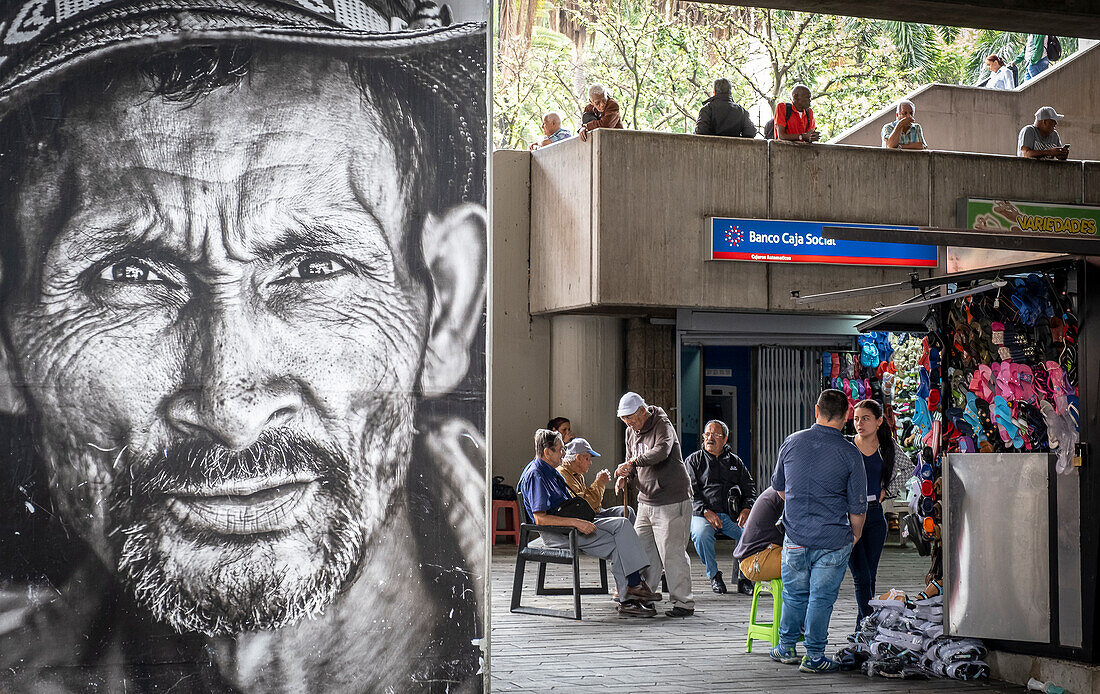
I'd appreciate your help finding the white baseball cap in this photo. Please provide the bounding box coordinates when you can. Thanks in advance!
[1035,106,1065,121]
[565,438,601,457]
[616,392,646,417]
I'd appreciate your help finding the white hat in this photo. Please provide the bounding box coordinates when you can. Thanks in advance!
[565,438,601,457]
[1035,106,1065,121]
[616,392,646,417]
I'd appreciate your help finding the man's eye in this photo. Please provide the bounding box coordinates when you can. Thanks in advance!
[283,256,348,281]
[99,259,170,284]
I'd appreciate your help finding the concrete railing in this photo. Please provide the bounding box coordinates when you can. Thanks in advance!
[527,128,1100,315]
[832,42,1100,159]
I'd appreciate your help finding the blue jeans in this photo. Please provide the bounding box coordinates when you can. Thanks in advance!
[848,502,888,628]
[690,513,743,578]
[779,538,853,658]
[1025,57,1049,81]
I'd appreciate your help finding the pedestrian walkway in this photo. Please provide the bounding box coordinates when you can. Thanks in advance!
[490,542,1026,693]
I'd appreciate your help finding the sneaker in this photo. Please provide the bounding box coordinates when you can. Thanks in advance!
[799,655,840,673]
[770,645,800,664]
[664,606,694,617]
[710,572,727,594]
[737,578,754,595]
[617,601,655,617]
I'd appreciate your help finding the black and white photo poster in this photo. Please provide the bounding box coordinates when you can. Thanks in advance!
[0,1,487,691]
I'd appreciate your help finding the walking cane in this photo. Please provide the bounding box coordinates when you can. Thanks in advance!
[621,461,631,519]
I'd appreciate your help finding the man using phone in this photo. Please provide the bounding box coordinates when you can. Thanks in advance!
[1019,106,1070,159]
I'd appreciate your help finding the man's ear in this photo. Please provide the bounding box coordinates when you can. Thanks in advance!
[0,339,26,415]
[419,203,487,397]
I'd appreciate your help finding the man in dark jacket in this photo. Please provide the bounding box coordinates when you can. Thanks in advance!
[695,78,757,138]
[686,420,757,595]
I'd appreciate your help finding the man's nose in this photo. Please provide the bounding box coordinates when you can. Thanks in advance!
[166,308,303,450]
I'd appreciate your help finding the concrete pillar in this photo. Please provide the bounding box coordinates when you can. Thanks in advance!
[549,315,625,465]
[625,317,677,422]
[489,150,551,487]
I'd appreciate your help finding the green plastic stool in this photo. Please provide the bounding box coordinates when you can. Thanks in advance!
[746,578,787,653]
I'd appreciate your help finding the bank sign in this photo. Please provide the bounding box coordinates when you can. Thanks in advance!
[708,218,938,267]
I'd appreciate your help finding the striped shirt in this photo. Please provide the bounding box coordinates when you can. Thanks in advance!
[881,120,926,148]
[1018,124,1061,156]
[546,127,572,143]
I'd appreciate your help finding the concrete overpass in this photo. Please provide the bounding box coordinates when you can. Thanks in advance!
[492,130,1100,486]
[717,0,1100,38]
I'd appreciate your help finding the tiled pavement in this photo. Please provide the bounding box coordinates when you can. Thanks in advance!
[488,541,1028,693]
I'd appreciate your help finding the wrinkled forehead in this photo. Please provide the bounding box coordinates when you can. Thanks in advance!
[5,48,418,267]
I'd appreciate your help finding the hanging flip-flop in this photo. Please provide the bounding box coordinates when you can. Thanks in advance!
[913,398,932,436]
[1014,363,1036,403]
[963,392,985,441]
[917,367,931,400]
[993,396,1023,449]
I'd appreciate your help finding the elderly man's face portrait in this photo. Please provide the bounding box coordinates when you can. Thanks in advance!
[2,48,481,633]
[0,20,486,687]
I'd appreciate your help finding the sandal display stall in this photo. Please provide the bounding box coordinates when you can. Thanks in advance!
[812,247,1099,664]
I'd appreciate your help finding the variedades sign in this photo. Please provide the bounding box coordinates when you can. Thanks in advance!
[964,198,1100,236]
[948,198,1100,272]
[708,218,938,267]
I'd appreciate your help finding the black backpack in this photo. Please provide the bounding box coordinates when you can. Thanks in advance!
[492,476,517,501]
[1046,35,1062,62]
[763,102,792,139]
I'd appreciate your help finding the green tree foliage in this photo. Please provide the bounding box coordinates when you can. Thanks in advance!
[492,1,1080,150]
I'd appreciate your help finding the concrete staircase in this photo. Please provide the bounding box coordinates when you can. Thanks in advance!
[832,42,1100,160]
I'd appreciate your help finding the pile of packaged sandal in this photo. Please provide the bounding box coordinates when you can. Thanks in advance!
[837,583,990,681]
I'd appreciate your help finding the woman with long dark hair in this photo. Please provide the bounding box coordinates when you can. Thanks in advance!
[849,399,910,628]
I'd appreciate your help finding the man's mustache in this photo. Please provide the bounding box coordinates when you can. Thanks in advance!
[120,429,348,498]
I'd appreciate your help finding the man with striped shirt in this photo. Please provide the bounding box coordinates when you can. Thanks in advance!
[881,100,927,150]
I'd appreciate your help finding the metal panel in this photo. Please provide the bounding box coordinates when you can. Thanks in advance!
[945,453,1050,643]
[1058,468,1083,647]
[754,347,817,486]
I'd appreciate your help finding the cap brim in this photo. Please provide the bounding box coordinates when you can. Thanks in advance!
[0,19,485,119]
[590,450,601,457]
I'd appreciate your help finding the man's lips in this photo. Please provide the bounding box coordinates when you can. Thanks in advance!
[164,473,319,535]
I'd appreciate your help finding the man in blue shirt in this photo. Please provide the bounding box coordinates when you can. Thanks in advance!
[528,112,572,151]
[769,390,867,673]
[517,429,659,616]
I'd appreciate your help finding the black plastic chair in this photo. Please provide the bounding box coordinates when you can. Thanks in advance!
[510,492,609,619]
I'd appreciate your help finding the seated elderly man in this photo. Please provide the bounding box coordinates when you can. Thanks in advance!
[557,438,636,521]
[529,112,572,151]
[881,100,928,150]
[519,429,659,616]
[685,420,756,595]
